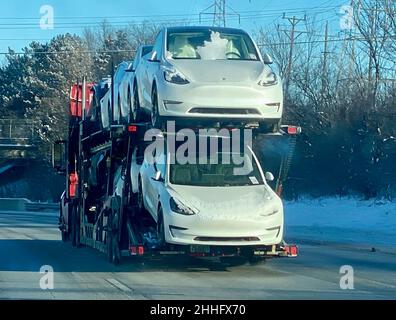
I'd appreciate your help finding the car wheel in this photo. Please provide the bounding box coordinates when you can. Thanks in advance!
[127,87,133,122]
[118,94,122,124]
[157,206,166,247]
[151,87,163,129]
[133,84,141,122]
[137,177,144,213]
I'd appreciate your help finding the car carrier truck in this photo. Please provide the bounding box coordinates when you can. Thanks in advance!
[52,77,300,265]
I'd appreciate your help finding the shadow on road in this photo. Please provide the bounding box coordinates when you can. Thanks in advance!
[0,239,269,273]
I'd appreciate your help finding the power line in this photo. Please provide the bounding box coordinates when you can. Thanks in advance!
[0,4,345,30]
[0,4,344,21]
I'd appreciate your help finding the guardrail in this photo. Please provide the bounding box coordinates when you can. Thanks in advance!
[0,119,36,141]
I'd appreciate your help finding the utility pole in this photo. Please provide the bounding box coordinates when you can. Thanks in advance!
[279,14,308,93]
[199,0,240,27]
[322,21,330,97]
[368,0,379,109]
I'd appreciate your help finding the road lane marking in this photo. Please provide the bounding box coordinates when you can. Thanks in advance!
[358,278,396,289]
[106,278,132,293]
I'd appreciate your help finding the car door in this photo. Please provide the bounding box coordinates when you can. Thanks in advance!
[149,152,167,220]
[140,148,157,216]
[142,30,163,111]
[142,150,166,220]
[113,63,128,123]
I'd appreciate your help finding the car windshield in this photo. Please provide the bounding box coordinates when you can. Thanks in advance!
[167,29,259,61]
[169,152,265,187]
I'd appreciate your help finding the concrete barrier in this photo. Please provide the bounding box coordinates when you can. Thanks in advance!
[0,198,58,211]
[0,198,31,211]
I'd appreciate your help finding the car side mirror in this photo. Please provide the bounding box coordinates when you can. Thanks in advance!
[263,53,273,65]
[152,171,164,182]
[265,172,275,182]
[148,51,160,63]
[52,140,66,175]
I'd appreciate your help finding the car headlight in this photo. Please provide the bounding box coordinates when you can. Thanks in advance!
[258,70,278,86]
[163,66,189,85]
[170,197,197,215]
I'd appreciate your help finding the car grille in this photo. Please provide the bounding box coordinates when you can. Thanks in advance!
[194,236,260,242]
[189,108,260,115]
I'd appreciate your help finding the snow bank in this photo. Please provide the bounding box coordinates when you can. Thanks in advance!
[284,197,396,248]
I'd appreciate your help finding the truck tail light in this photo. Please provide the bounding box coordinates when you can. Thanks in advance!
[129,245,144,256]
[69,173,78,198]
[284,244,298,257]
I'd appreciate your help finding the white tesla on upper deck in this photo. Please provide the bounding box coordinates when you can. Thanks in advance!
[134,26,283,131]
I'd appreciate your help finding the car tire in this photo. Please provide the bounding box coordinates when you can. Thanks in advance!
[127,87,133,122]
[133,84,141,122]
[118,94,122,124]
[60,203,69,242]
[157,206,166,247]
[137,177,144,214]
[151,87,164,130]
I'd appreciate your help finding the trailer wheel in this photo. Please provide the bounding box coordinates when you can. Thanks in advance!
[60,203,69,242]
[107,210,121,265]
[71,205,80,248]
[61,229,69,242]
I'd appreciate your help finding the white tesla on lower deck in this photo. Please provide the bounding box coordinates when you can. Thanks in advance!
[136,144,284,247]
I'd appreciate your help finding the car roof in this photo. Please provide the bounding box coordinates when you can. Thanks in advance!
[165,25,249,35]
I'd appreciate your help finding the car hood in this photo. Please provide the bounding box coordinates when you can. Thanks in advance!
[167,184,282,219]
[169,59,265,84]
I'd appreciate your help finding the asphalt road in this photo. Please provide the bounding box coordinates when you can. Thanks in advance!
[0,210,395,300]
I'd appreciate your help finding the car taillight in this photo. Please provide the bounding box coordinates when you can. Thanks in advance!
[69,173,78,198]
[285,126,301,135]
[128,125,138,133]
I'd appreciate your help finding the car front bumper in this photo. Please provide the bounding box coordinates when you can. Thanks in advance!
[163,209,284,247]
[157,81,283,121]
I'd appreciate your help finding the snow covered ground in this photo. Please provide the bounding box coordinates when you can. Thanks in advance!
[284,198,396,250]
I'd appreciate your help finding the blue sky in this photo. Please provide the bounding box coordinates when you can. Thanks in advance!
[0,0,348,54]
